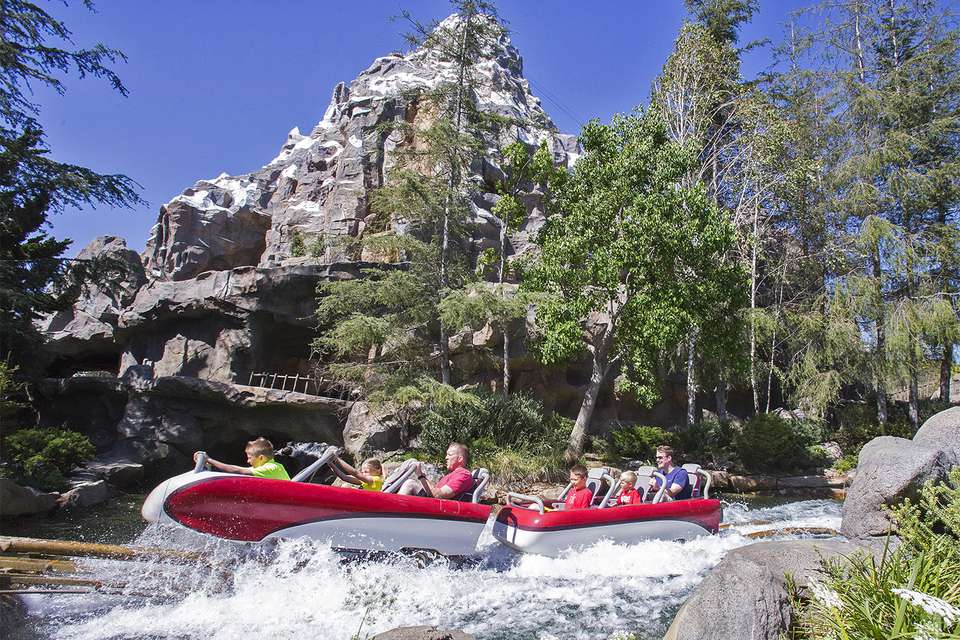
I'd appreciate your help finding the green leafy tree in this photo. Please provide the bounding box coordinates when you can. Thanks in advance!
[0,1,141,368]
[524,109,745,462]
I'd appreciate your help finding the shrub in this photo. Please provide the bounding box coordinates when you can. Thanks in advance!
[734,413,824,473]
[831,453,858,475]
[0,428,95,491]
[792,469,960,639]
[609,425,675,462]
[674,418,737,469]
[414,391,571,482]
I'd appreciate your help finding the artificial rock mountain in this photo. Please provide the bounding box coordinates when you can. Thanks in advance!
[35,16,687,467]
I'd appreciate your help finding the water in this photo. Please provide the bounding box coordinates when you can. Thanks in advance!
[8,495,841,640]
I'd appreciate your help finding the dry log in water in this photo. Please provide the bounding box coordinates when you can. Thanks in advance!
[719,519,773,530]
[0,536,205,562]
[0,556,77,574]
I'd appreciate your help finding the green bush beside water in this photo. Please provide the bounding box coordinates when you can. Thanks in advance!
[415,391,572,482]
[734,413,829,474]
[0,428,95,492]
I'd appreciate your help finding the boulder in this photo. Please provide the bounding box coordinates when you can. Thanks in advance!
[840,436,950,539]
[370,627,474,640]
[343,401,405,459]
[913,405,960,467]
[59,480,111,509]
[727,475,777,492]
[0,479,59,516]
[664,539,866,640]
[69,462,145,488]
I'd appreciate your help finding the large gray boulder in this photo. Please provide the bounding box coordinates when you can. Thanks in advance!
[343,401,405,459]
[913,405,960,467]
[0,479,59,516]
[664,539,865,640]
[370,627,474,640]
[58,480,111,509]
[840,436,950,539]
[841,406,960,539]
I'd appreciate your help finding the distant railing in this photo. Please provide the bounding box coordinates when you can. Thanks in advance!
[245,372,354,401]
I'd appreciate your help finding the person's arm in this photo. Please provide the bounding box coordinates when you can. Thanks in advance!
[195,452,253,475]
[328,455,363,486]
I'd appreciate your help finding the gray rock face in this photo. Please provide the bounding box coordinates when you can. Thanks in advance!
[841,405,960,539]
[37,236,146,360]
[913,405,960,467]
[142,15,578,282]
[342,401,406,458]
[370,626,474,640]
[0,479,59,516]
[840,436,949,538]
[35,374,350,470]
[664,540,865,640]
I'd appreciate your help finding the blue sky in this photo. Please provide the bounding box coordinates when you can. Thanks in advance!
[40,0,809,254]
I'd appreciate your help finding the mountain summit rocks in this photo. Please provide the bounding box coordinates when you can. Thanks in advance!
[142,14,578,282]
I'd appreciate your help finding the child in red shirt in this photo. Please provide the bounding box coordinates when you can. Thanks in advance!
[614,470,641,506]
[564,465,593,510]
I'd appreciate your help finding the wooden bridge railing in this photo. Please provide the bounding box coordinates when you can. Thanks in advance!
[245,372,354,401]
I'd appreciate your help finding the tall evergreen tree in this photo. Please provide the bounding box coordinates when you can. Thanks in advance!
[0,1,141,368]
[314,1,509,396]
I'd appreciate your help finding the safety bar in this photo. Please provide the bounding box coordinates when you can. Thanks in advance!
[381,458,420,494]
[595,472,619,509]
[556,481,574,502]
[193,451,208,473]
[699,469,712,499]
[506,492,545,514]
[470,468,490,503]
[650,470,668,503]
[291,446,340,482]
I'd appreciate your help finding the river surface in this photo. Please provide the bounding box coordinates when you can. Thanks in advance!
[4,494,841,640]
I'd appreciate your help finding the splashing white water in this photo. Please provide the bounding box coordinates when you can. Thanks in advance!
[23,499,840,640]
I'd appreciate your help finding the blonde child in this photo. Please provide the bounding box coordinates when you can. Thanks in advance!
[615,470,641,505]
[194,437,290,480]
[332,455,384,491]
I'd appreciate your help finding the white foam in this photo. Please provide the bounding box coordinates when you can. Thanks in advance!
[42,499,840,640]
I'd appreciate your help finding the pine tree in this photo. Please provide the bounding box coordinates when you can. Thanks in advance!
[0,1,141,368]
[313,1,510,397]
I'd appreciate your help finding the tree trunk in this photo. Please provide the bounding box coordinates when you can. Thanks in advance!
[908,361,919,430]
[565,329,613,463]
[686,328,699,428]
[872,249,888,432]
[499,219,510,398]
[715,367,728,421]
[942,342,954,402]
[750,197,760,414]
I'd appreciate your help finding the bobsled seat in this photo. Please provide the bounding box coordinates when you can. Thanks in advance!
[458,468,490,503]
[380,459,419,494]
[681,463,711,499]
[586,467,618,508]
[634,465,658,501]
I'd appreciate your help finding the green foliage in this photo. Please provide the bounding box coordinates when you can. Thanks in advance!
[290,232,306,257]
[831,453,858,475]
[674,418,738,469]
[609,425,675,463]
[734,413,826,473]
[792,469,960,639]
[523,108,746,459]
[0,2,142,368]
[0,427,95,491]
[413,389,572,482]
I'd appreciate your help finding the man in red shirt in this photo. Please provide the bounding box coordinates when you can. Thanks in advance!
[563,465,593,510]
[399,442,474,500]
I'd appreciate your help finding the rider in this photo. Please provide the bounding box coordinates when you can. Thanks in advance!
[647,445,691,500]
[564,465,593,510]
[614,470,642,505]
[331,455,384,491]
[398,442,474,499]
[194,437,290,480]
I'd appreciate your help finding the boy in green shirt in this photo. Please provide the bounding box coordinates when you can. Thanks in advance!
[194,437,290,480]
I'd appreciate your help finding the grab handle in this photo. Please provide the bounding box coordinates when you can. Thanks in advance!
[506,492,545,515]
[193,451,208,473]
